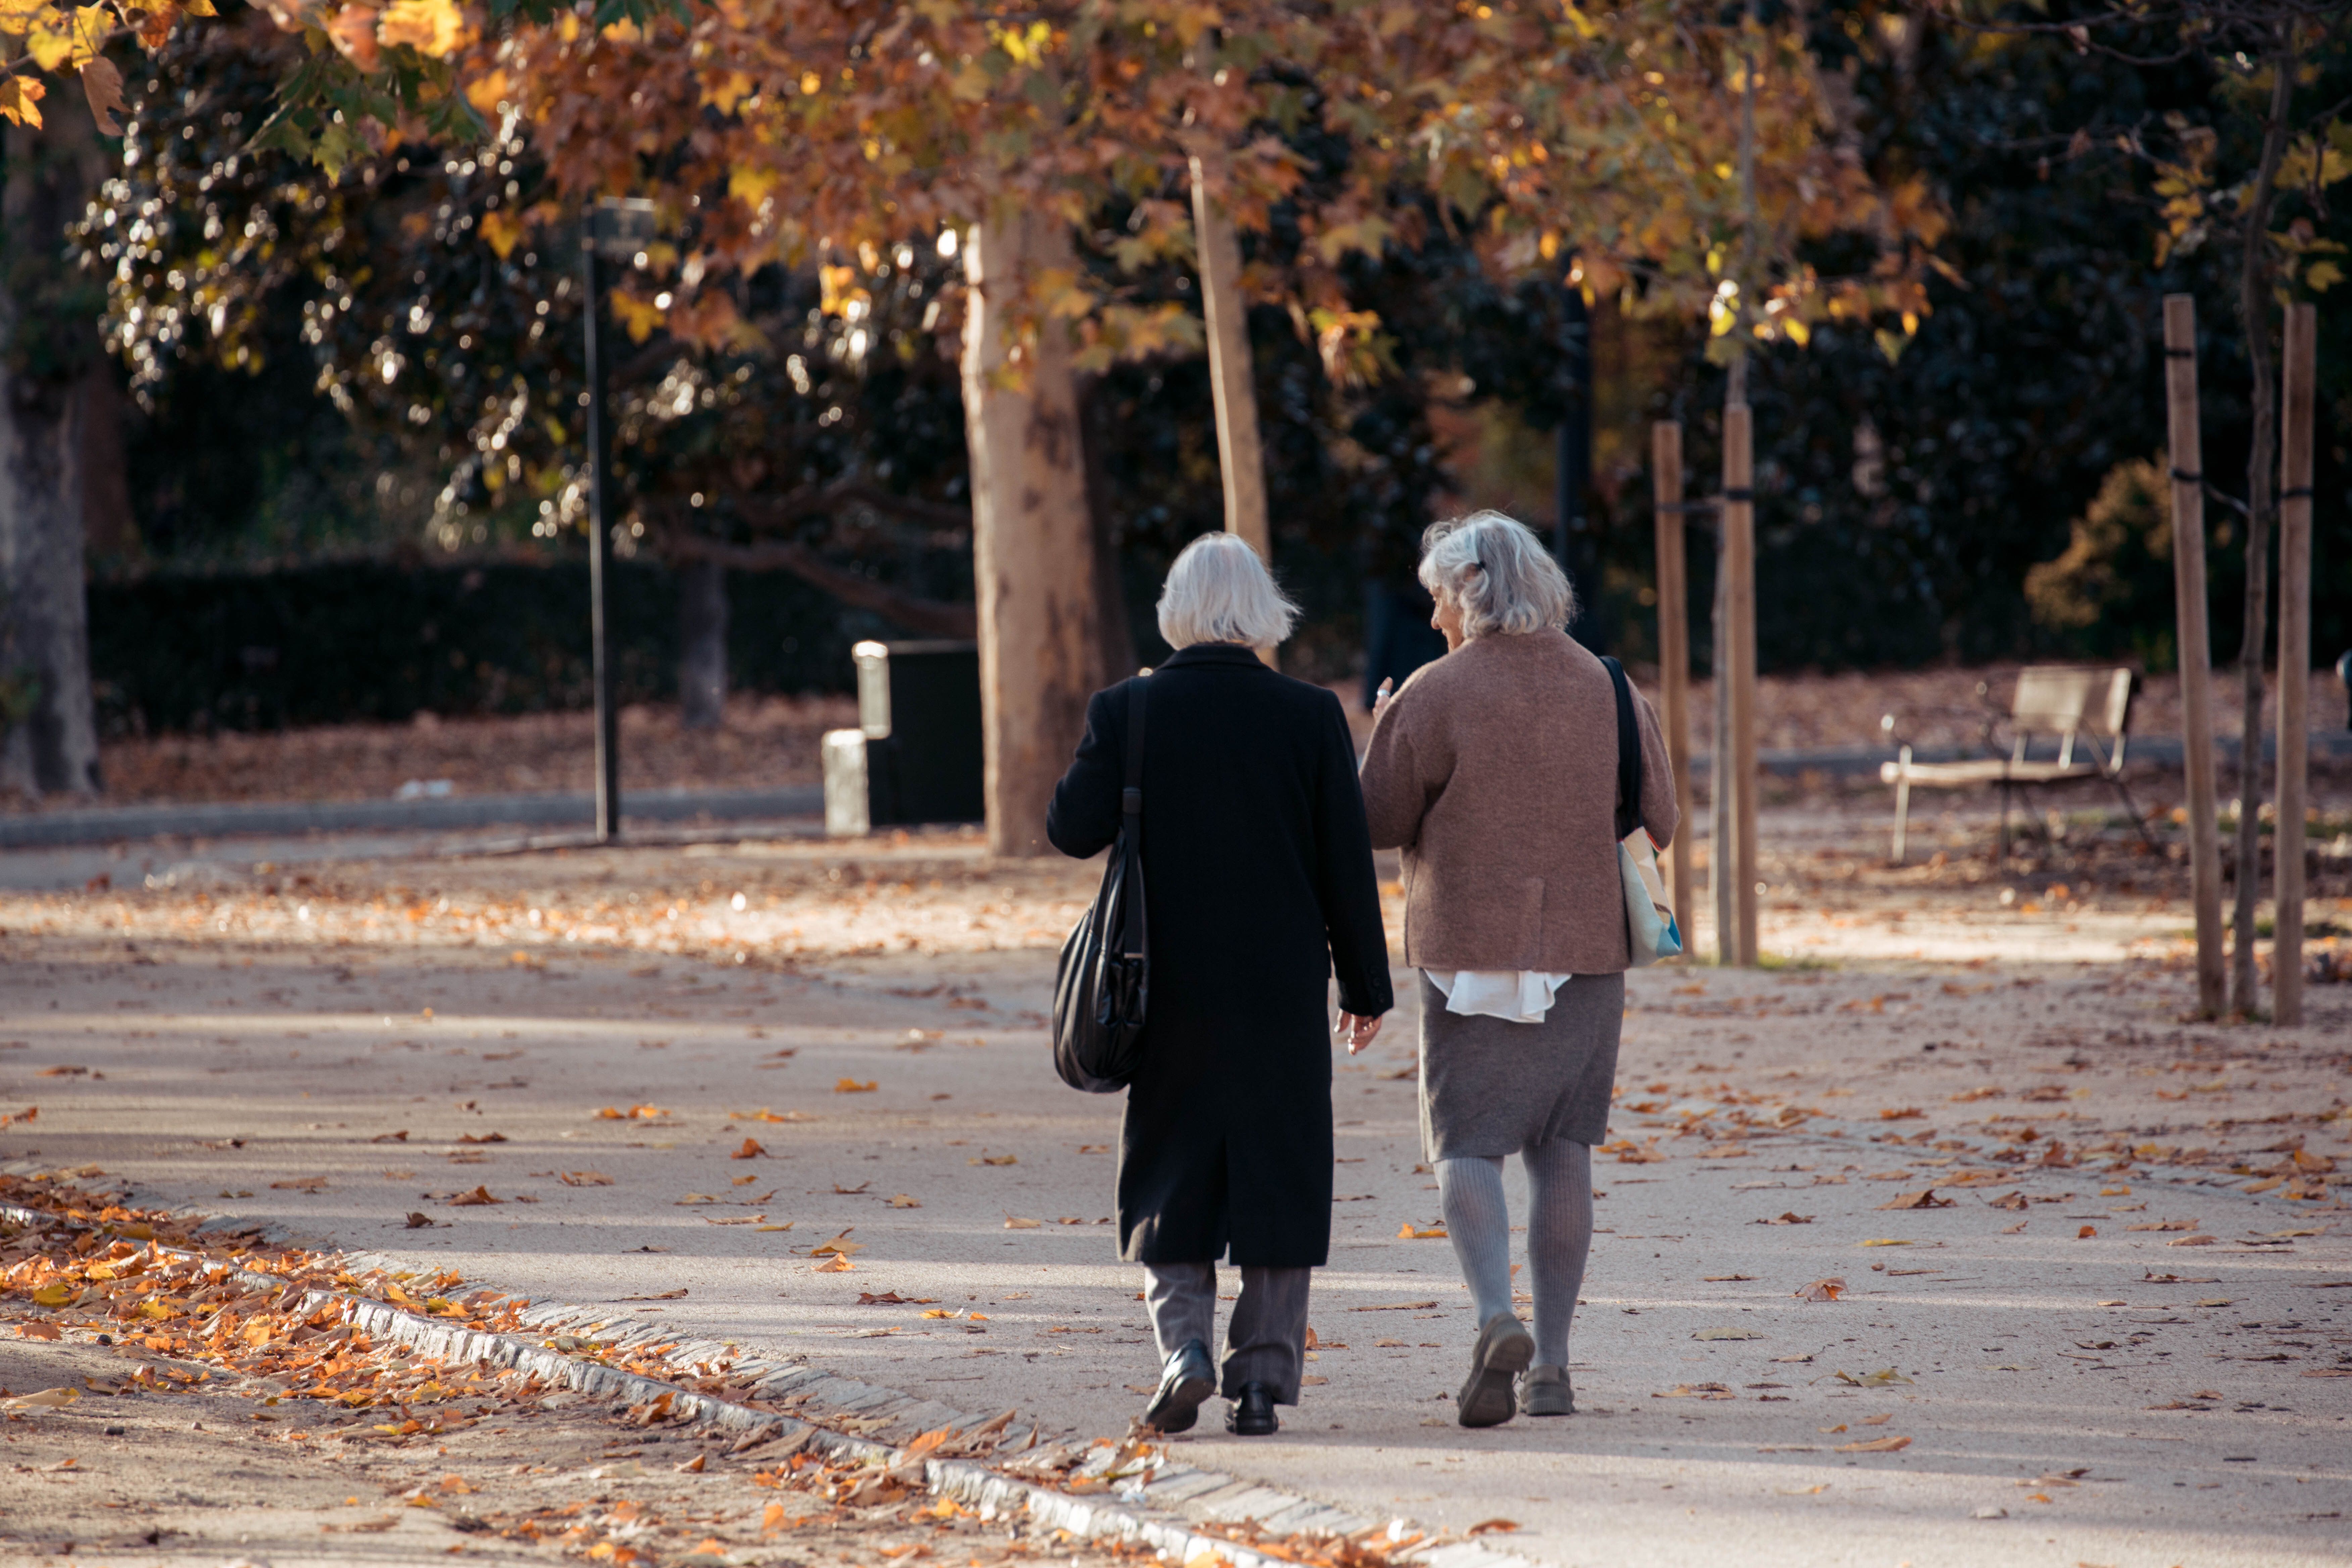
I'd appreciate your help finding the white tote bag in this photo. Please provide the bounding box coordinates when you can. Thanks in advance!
[1603,657,1683,966]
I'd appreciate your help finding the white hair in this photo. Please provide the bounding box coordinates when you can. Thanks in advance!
[1156,531,1299,650]
[1416,510,1576,640]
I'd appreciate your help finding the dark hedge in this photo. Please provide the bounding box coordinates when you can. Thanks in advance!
[86,558,897,736]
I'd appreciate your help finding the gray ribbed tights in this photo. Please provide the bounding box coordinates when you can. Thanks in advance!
[1436,1139,1593,1366]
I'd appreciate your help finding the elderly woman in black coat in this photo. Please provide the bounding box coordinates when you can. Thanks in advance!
[1047,532,1392,1438]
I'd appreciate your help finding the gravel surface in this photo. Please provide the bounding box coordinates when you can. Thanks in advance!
[1,800,2349,1567]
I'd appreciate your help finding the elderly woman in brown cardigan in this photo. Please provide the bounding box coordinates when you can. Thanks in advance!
[1357,510,1677,1429]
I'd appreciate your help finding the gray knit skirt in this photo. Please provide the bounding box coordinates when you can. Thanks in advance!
[1415,970,1625,1162]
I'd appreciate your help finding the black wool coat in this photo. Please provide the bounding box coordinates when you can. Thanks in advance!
[1046,643,1393,1268]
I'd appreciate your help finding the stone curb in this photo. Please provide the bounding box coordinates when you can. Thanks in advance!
[0,1191,1540,1568]
[0,784,827,849]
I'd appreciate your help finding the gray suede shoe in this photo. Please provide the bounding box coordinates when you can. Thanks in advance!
[1523,1363,1575,1417]
[1457,1312,1535,1428]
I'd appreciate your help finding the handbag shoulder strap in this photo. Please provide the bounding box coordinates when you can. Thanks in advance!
[1122,675,1147,816]
[1600,655,1640,842]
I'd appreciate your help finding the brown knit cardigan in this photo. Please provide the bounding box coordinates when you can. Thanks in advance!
[1358,628,1678,974]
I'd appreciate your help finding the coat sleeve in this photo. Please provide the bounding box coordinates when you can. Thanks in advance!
[1046,685,1125,859]
[1632,683,1679,851]
[1356,673,1439,852]
[1313,691,1395,1019]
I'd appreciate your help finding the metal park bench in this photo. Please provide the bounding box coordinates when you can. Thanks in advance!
[1878,666,2148,863]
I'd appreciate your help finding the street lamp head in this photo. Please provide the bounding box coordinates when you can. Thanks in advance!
[584,198,657,261]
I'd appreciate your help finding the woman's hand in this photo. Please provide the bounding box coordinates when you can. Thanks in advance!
[1370,677,1394,723]
[1334,1012,1384,1054]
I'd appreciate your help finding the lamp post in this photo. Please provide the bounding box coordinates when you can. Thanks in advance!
[580,197,656,844]
[1555,282,1603,654]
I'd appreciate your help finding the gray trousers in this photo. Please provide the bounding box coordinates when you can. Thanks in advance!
[1143,1262,1312,1406]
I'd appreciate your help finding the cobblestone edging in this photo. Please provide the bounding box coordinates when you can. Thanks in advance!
[0,1190,1538,1568]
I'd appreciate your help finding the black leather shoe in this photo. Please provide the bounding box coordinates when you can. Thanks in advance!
[1142,1339,1215,1434]
[1224,1380,1279,1436]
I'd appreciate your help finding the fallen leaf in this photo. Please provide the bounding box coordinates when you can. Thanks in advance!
[1757,1212,1815,1225]
[1654,1383,1733,1400]
[1876,1189,1954,1211]
[809,1232,864,1257]
[971,1154,1018,1166]
[4,1388,78,1409]
[1349,1301,1440,1311]
[17,1322,60,1341]
[814,1254,855,1273]
[270,1176,330,1192]
[1858,1239,1914,1248]
[835,1079,879,1093]
[1860,1413,1892,1426]
[1695,1328,1765,1341]
[403,1213,434,1229]
[1004,1217,1042,1230]
[1704,1274,1756,1282]
[731,1139,767,1160]
[1795,1278,1846,1302]
[2078,1225,2098,1239]
[449,1186,502,1206]
[1836,1435,1912,1452]
[888,1194,921,1208]
[1397,1222,1449,1239]
[559,1171,614,1186]
[2168,1235,2218,1247]
[1466,1520,1519,1535]
[619,1288,688,1301]
[833,1182,871,1195]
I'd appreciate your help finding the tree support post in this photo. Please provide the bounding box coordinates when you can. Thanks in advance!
[1721,398,1760,966]
[2163,293,2226,1017]
[1650,421,1694,942]
[1188,145,1276,668]
[961,208,1101,858]
[2274,301,2316,1025]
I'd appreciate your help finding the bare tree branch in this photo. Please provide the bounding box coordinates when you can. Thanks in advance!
[732,478,974,533]
[658,530,978,640]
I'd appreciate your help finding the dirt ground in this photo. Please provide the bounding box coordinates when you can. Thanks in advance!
[3,783,2351,1566]
[0,1318,1159,1568]
[32,664,2348,814]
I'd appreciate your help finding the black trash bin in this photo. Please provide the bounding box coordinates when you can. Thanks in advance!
[854,639,984,827]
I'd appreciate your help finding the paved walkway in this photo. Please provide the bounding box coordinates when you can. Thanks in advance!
[1,825,2347,1567]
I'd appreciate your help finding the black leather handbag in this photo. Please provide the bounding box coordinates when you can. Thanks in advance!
[1050,677,1149,1092]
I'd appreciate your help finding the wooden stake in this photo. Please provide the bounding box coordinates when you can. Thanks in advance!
[2274,301,2315,1025]
[1651,421,1694,942]
[2163,294,2227,1016]
[1188,147,1277,668]
[961,209,1102,858]
[1723,400,1760,966]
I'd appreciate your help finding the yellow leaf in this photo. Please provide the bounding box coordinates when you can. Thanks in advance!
[0,77,44,131]
[0,0,53,23]
[377,0,465,56]
[1003,1216,1041,1229]
[835,1078,877,1093]
[26,14,77,71]
[1397,1222,1448,1239]
[463,67,508,114]
[30,1282,71,1307]
[479,209,525,261]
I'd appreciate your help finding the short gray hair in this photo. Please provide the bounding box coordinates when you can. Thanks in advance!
[1416,510,1575,639]
[1156,531,1299,649]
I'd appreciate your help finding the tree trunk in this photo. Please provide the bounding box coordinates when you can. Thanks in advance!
[2229,45,2297,1015]
[960,208,1101,858]
[0,116,104,800]
[678,555,728,730]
